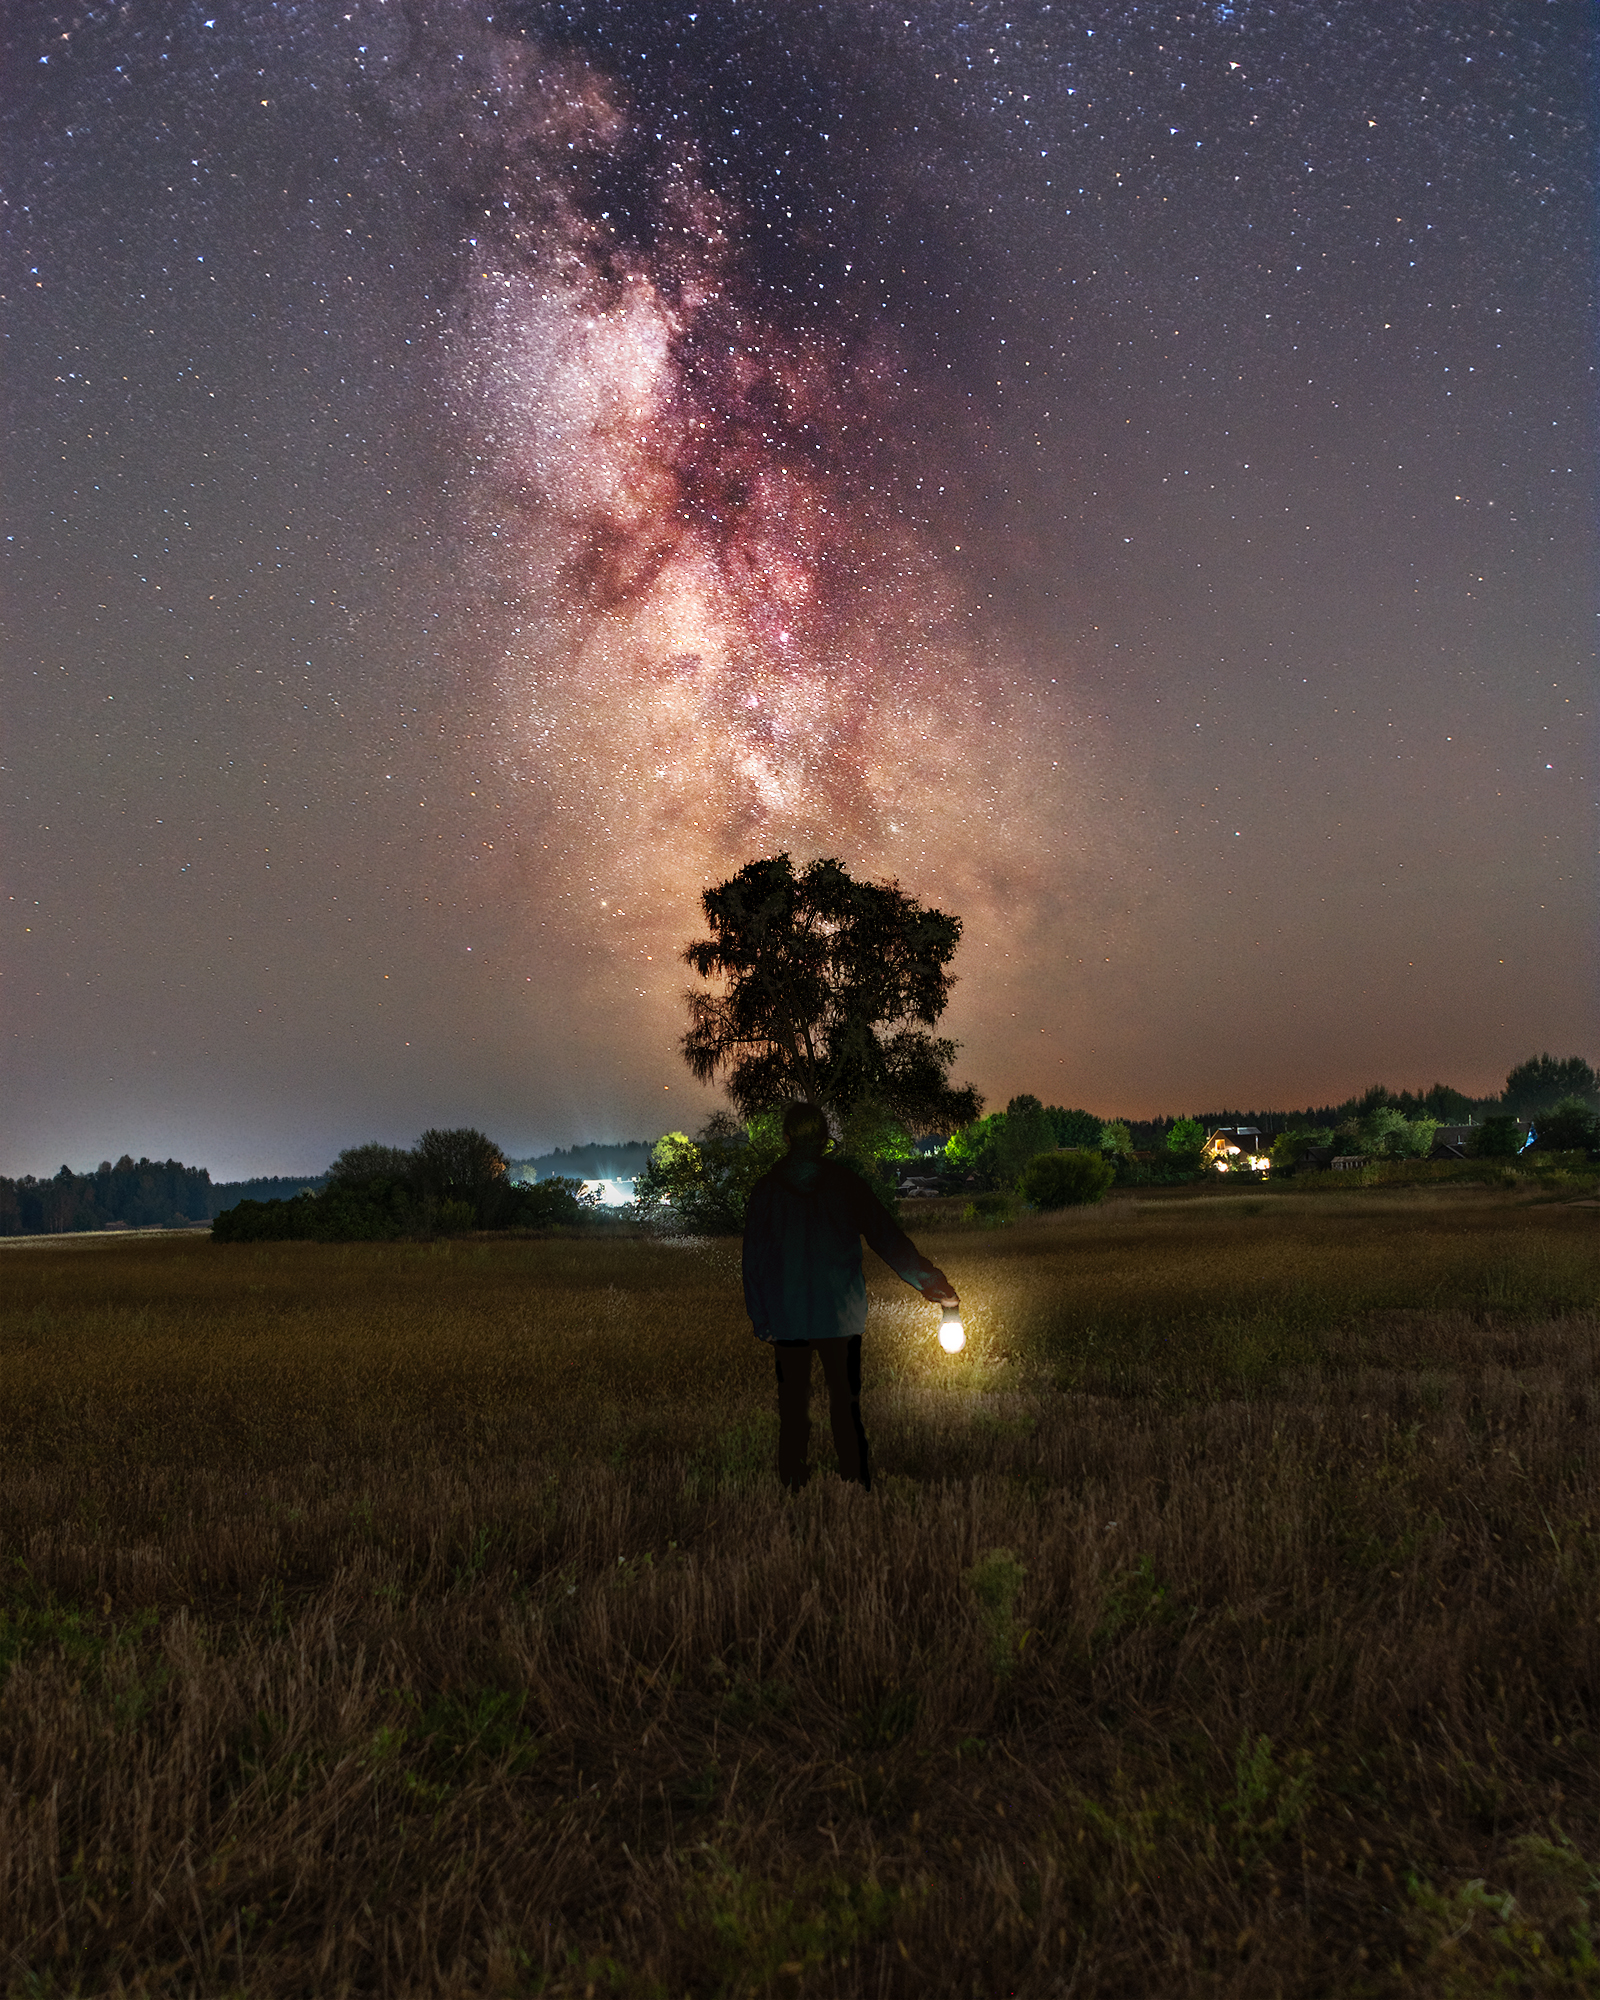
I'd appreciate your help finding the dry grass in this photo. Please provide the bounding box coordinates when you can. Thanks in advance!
[2,1188,1599,1997]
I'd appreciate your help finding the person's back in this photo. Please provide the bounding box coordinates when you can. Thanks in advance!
[742,1103,958,1491]
[743,1151,912,1344]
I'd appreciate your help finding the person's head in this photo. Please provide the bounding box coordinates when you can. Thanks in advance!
[782,1101,831,1158]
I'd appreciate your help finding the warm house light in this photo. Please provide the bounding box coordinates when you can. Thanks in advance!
[1202,1128,1269,1175]
[939,1306,966,1354]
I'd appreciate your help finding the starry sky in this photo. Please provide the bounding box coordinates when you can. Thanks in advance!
[3,1,1594,1179]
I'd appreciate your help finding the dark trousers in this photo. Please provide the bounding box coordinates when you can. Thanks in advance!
[773,1335,870,1492]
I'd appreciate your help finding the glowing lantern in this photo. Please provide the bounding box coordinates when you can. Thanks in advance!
[938,1306,966,1354]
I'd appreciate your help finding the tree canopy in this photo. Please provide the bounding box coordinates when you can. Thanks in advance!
[633,1113,786,1235]
[680,853,982,1131]
[945,1100,1106,1188]
[1357,1107,1438,1160]
[1502,1054,1598,1115]
[1166,1117,1206,1155]
[411,1127,508,1211]
[1531,1098,1598,1152]
[1047,1106,1103,1151]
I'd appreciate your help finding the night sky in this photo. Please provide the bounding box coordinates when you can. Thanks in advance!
[4,1,1594,1179]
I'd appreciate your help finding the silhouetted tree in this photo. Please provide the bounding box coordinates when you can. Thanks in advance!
[1502,1054,1598,1116]
[1046,1106,1103,1151]
[503,1177,599,1229]
[944,1111,1005,1185]
[1529,1098,1598,1152]
[680,854,982,1132]
[0,1155,212,1234]
[1472,1115,1524,1159]
[1166,1117,1206,1155]
[992,1095,1055,1188]
[412,1127,509,1224]
[326,1142,416,1190]
[833,1098,918,1208]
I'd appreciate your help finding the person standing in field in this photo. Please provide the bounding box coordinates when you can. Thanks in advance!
[742,1101,959,1493]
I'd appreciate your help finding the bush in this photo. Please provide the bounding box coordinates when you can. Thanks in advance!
[211,1195,315,1243]
[1020,1149,1116,1210]
[504,1178,599,1229]
[1531,1099,1598,1153]
[1271,1128,1333,1173]
[963,1192,1017,1226]
[633,1118,784,1235]
[212,1179,416,1243]
[1473,1115,1525,1159]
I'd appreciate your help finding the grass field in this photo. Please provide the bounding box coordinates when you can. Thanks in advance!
[3,1184,1599,1996]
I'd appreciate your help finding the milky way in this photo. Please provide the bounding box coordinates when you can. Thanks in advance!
[411,4,1096,964]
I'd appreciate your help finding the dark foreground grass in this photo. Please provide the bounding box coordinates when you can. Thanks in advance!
[2,1188,1599,1996]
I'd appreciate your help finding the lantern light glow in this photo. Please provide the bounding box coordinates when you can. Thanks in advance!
[939,1308,966,1354]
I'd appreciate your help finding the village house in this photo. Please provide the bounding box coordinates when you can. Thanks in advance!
[1201,1127,1271,1173]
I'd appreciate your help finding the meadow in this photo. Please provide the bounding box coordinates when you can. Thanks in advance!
[2,1183,1599,1997]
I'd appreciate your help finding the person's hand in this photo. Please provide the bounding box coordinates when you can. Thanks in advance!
[920,1267,959,1309]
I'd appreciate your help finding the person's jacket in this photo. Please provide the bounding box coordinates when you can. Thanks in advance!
[741,1152,940,1342]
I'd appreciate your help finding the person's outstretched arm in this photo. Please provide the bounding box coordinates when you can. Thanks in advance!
[844,1172,959,1307]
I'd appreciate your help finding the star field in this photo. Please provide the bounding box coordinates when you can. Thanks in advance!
[2,1,1593,1176]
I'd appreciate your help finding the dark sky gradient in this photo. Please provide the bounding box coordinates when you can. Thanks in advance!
[4,1,1594,1179]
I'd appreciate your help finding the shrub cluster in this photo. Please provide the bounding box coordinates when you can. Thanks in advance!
[1019,1148,1116,1210]
[1528,1098,1599,1153]
[633,1114,785,1234]
[211,1128,597,1242]
[944,1097,1104,1189]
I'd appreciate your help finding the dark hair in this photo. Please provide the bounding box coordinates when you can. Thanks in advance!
[782,1102,830,1153]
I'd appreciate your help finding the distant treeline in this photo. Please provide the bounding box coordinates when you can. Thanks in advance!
[210,1174,329,1212]
[0,1162,332,1237]
[509,1140,654,1182]
[0,1157,212,1236]
[1119,1060,1597,1149]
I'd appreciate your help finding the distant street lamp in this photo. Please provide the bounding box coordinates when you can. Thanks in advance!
[939,1305,966,1354]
